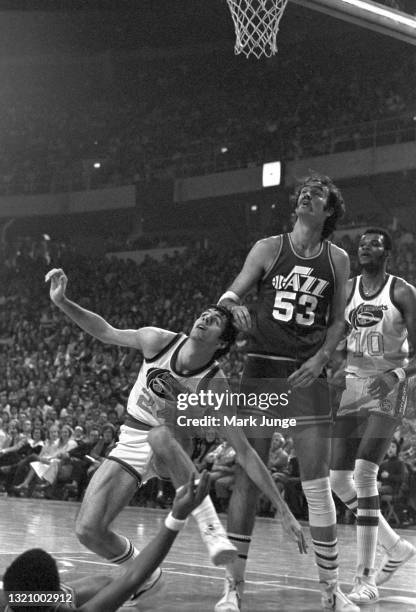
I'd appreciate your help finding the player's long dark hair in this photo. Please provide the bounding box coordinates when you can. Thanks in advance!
[292,174,345,240]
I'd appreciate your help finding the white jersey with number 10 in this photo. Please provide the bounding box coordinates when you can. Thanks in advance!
[345,274,408,377]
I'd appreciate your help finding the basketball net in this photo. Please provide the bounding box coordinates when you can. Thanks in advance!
[226,0,289,59]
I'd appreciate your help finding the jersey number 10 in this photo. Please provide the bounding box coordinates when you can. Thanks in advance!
[351,330,384,357]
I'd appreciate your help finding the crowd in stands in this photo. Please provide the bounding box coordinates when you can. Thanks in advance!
[0,34,415,195]
[1,224,416,524]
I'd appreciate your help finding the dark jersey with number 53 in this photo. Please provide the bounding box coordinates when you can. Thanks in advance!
[248,233,336,361]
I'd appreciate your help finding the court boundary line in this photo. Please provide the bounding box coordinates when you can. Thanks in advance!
[53,555,416,595]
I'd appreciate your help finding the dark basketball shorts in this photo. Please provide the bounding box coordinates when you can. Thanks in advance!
[237,354,333,436]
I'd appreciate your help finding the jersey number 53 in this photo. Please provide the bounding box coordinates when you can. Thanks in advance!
[273,291,318,326]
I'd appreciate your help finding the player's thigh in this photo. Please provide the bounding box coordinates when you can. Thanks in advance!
[77,459,138,529]
[331,416,362,471]
[356,413,399,465]
[293,424,332,481]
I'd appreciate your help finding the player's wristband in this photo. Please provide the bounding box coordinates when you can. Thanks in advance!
[164,512,187,532]
[391,367,406,382]
[218,290,240,305]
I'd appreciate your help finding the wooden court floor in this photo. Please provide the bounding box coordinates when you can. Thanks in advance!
[0,498,415,611]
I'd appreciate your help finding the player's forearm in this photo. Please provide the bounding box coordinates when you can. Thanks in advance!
[237,446,290,515]
[53,297,113,343]
[79,527,177,612]
[315,319,346,364]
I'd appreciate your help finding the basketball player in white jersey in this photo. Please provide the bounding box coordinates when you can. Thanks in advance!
[330,228,416,604]
[45,268,306,605]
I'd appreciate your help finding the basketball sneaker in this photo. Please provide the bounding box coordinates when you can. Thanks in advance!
[348,576,379,604]
[200,523,237,566]
[375,538,416,585]
[123,567,163,606]
[214,578,242,612]
[320,581,360,612]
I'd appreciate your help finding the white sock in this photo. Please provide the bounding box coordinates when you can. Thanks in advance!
[108,535,139,565]
[191,495,225,531]
[224,533,251,596]
[355,459,379,579]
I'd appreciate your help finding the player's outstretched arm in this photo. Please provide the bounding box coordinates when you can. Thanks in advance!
[222,425,308,554]
[45,268,171,351]
[77,472,210,612]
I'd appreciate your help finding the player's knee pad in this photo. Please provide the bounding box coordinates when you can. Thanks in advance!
[329,469,355,501]
[302,477,336,527]
[354,459,379,494]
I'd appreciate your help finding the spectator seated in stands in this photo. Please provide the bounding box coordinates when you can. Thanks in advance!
[192,427,220,472]
[83,423,117,483]
[378,440,408,497]
[203,438,236,513]
[258,432,290,516]
[378,439,409,525]
[0,419,35,467]
[60,426,101,500]
[13,425,77,497]
[0,426,44,494]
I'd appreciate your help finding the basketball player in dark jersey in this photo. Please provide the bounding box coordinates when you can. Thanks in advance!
[217,175,358,612]
[330,229,416,604]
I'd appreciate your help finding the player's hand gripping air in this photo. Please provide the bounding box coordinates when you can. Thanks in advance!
[279,505,308,554]
[172,471,211,519]
[45,268,68,304]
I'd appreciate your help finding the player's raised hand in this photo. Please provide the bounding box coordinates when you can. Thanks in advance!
[45,268,68,305]
[172,471,210,520]
[279,506,308,554]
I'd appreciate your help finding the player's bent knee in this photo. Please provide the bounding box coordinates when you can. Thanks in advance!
[75,514,106,547]
[354,459,378,488]
[329,469,354,497]
[302,477,336,527]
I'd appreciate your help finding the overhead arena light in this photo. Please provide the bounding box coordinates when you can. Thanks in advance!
[262,161,281,188]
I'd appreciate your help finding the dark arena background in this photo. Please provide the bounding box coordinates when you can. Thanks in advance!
[0,1,416,610]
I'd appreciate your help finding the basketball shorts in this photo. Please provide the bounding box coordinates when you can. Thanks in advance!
[336,374,408,420]
[238,354,333,434]
[107,422,163,484]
